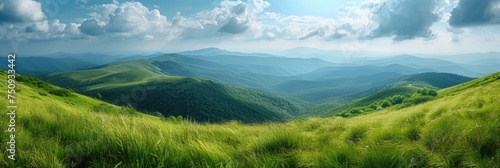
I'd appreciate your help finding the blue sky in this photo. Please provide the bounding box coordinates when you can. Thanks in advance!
[1,0,500,55]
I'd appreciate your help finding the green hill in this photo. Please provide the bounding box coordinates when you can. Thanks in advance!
[389,72,474,89]
[308,72,473,114]
[44,60,304,123]
[348,72,474,108]
[1,71,498,167]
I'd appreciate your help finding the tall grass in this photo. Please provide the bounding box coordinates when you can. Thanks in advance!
[0,72,499,167]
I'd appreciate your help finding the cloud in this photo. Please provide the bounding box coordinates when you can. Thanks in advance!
[370,0,441,40]
[0,19,82,41]
[447,27,464,42]
[79,19,104,36]
[218,3,251,34]
[86,1,170,38]
[25,20,49,33]
[219,17,250,34]
[0,0,461,43]
[0,0,45,23]
[449,0,500,27]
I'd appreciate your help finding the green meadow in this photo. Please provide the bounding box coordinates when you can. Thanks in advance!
[0,71,499,167]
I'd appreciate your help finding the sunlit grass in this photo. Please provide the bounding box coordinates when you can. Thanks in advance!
[0,72,498,167]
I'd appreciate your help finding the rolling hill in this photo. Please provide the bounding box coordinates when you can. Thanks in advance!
[1,71,498,167]
[44,59,304,123]
[301,72,473,115]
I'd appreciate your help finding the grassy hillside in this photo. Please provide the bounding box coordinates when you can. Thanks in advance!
[306,72,473,115]
[391,72,474,89]
[44,61,304,123]
[1,71,498,167]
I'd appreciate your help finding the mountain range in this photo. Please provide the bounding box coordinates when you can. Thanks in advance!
[35,48,491,122]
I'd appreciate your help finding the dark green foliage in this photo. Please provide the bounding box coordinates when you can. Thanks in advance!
[349,87,417,107]
[337,94,407,117]
[17,75,54,90]
[400,88,438,107]
[391,95,405,104]
[337,87,439,117]
[95,78,303,123]
[17,74,75,97]
[381,100,392,108]
[153,111,165,118]
[402,95,434,105]
[48,88,74,97]
[91,103,115,113]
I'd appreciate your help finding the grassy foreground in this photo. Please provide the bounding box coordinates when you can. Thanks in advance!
[0,72,499,167]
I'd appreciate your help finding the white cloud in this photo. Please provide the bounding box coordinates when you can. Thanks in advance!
[0,0,481,45]
[0,0,45,23]
[82,1,171,38]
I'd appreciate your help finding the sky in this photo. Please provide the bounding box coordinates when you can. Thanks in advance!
[1,0,500,55]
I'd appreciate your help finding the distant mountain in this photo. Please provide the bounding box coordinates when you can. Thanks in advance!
[357,55,483,77]
[115,52,166,62]
[0,56,98,76]
[436,52,500,65]
[432,52,500,76]
[4,52,133,76]
[299,64,431,80]
[191,55,336,75]
[149,54,302,88]
[273,72,408,103]
[179,47,277,57]
[276,71,473,103]
[281,47,394,63]
[35,52,122,64]
[44,59,304,123]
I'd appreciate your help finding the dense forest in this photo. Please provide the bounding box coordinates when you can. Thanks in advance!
[94,78,304,123]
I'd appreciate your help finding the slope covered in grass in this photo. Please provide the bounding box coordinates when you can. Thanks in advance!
[1,71,498,167]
